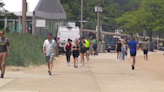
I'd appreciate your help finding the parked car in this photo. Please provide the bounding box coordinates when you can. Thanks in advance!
[57,26,80,54]
[105,38,119,52]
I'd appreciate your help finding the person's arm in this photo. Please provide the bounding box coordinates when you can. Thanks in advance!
[136,42,139,50]
[115,44,117,51]
[43,47,46,55]
[64,43,67,52]
[71,44,74,52]
[7,39,11,57]
[43,41,46,55]
[127,42,130,49]
[141,44,143,50]
[148,44,150,51]
[78,44,80,51]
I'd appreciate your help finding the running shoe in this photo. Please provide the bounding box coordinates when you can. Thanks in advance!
[132,65,135,70]
[48,71,51,75]
[67,62,70,66]
[1,74,4,78]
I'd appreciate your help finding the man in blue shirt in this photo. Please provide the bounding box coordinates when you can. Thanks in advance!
[128,38,139,70]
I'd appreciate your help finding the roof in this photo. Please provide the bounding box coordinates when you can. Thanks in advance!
[34,0,66,19]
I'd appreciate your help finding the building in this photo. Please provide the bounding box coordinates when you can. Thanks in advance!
[3,0,66,37]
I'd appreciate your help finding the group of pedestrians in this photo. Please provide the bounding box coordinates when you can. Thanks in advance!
[116,37,127,61]
[116,37,150,70]
[64,36,91,68]
[0,31,151,78]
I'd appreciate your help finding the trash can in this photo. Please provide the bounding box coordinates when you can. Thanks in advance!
[150,42,155,52]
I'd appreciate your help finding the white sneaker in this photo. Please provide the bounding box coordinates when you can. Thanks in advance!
[67,62,70,66]
[80,64,83,67]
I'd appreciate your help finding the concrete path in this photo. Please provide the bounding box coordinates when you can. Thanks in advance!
[0,52,164,92]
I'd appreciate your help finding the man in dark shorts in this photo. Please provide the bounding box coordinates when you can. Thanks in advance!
[141,39,150,60]
[128,38,139,70]
[92,38,97,56]
[0,31,11,78]
[85,36,90,61]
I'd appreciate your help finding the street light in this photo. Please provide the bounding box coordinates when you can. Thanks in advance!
[96,0,101,43]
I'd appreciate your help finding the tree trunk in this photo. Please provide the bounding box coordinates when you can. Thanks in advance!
[149,29,152,42]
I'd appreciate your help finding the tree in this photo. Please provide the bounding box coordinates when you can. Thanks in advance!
[116,0,164,42]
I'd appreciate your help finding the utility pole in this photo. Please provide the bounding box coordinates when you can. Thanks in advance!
[22,0,27,35]
[97,0,100,44]
[80,0,83,37]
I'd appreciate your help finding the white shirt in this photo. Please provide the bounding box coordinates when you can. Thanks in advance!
[43,39,57,56]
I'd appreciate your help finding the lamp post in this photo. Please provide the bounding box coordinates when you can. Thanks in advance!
[22,0,27,35]
[81,0,83,37]
[97,0,100,43]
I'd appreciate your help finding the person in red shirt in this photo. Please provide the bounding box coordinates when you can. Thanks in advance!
[64,39,72,66]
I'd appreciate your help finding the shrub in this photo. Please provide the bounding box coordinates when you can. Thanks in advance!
[5,32,46,67]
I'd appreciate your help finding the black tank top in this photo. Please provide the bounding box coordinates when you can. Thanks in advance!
[117,43,122,50]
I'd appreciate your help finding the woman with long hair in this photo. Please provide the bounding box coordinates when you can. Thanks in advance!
[64,39,72,66]
[72,39,80,68]
[79,37,86,67]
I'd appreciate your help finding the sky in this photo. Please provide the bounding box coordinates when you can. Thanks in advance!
[3,0,39,12]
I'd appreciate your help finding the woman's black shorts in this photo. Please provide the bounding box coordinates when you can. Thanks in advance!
[73,50,79,59]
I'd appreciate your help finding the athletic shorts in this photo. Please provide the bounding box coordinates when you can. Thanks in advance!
[73,50,79,59]
[130,53,136,57]
[46,55,54,62]
[85,47,90,51]
[143,50,148,55]
[80,50,85,54]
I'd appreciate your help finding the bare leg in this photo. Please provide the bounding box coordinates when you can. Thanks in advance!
[130,57,133,65]
[82,54,84,66]
[117,52,119,59]
[118,52,121,59]
[74,58,75,66]
[146,54,148,60]
[80,53,83,64]
[87,51,90,60]
[48,62,50,71]
[50,61,53,72]
[133,57,136,66]
[75,57,78,66]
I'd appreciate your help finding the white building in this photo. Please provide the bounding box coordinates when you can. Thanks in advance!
[3,0,66,37]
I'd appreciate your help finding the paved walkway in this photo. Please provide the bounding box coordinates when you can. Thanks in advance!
[0,51,164,92]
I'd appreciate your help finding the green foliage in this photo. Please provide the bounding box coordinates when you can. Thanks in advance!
[5,32,46,66]
[116,0,164,41]
[61,0,125,32]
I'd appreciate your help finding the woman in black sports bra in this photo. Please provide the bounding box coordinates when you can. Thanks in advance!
[72,39,80,68]
[115,40,122,60]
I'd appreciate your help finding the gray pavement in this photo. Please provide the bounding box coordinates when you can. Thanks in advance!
[0,52,164,92]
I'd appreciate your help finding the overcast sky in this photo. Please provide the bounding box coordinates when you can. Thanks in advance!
[3,0,39,12]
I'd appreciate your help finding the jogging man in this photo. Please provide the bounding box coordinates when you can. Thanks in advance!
[128,38,139,70]
[141,39,150,60]
[43,33,58,75]
[0,31,11,78]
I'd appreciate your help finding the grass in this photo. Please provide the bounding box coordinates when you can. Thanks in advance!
[5,32,46,67]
